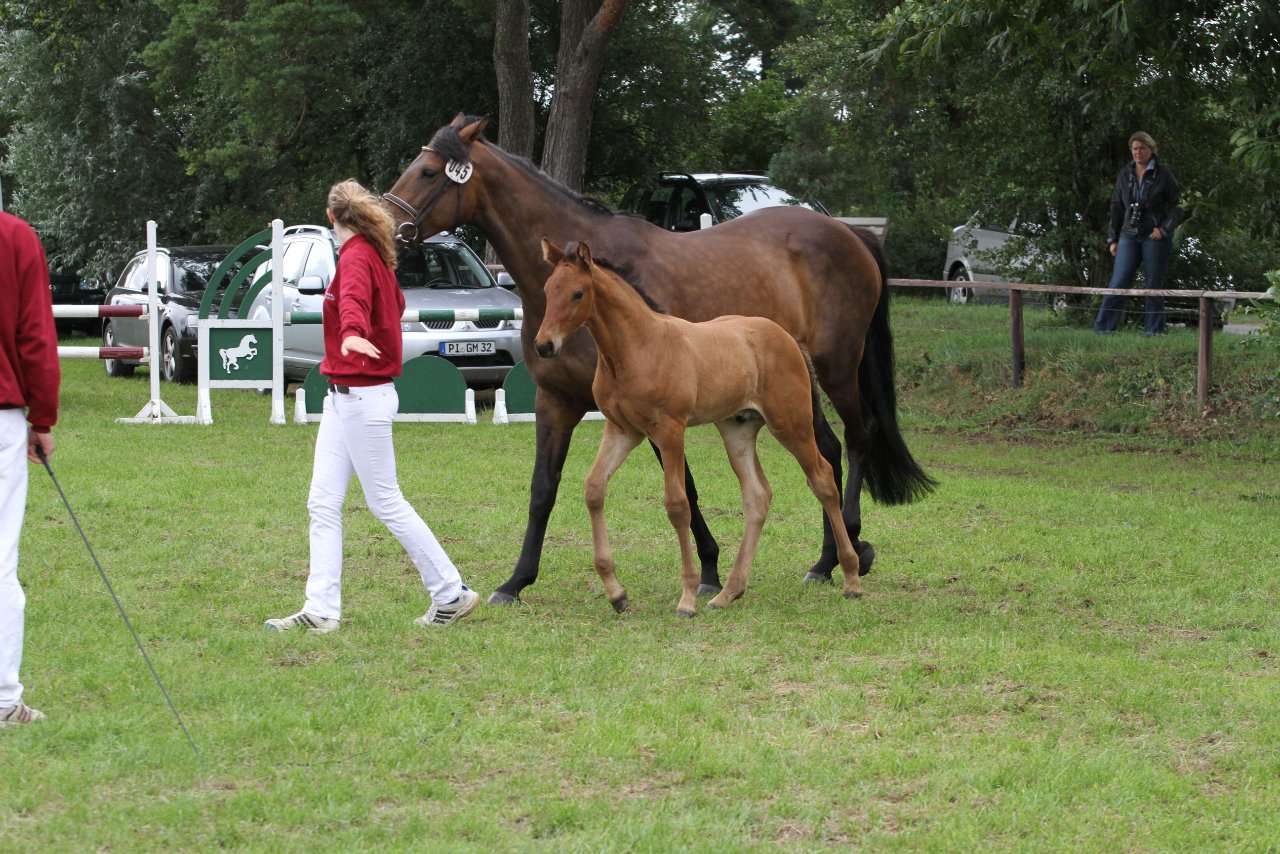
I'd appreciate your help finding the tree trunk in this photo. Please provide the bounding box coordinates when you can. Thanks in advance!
[540,0,628,191]
[492,0,536,160]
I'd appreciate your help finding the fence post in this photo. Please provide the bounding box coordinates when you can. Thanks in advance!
[1010,288,1025,387]
[1197,296,1213,413]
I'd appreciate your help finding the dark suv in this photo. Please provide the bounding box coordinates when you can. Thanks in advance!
[619,173,828,231]
[102,246,235,383]
[50,273,107,336]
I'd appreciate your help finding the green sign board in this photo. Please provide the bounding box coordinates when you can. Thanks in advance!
[207,326,273,382]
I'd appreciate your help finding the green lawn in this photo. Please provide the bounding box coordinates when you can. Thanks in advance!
[2,311,1278,851]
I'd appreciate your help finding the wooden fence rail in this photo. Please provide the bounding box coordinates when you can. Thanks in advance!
[888,279,1274,415]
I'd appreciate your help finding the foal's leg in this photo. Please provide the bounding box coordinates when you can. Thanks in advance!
[708,417,770,610]
[804,380,875,583]
[804,406,845,583]
[585,423,645,613]
[770,416,863,600]
[648,441,722,597]
[651,423,699,618]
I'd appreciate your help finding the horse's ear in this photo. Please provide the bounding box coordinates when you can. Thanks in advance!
[541,237,564,265]
[574,241,593,268]
[459,116,489,143]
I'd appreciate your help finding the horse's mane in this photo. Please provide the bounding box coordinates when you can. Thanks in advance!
[589,253,669,315]
[431,116,617,218]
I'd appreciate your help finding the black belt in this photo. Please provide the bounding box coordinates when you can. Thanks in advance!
[329,384,350,394]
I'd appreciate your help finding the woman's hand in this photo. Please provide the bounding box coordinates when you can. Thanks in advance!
[1110,242,1118,257]
[1149,227,1164,240]
[341,335,382,359]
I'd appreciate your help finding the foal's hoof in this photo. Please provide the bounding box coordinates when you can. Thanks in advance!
[487,590,520,606]
[610,594,629,614]
[707,590,743,610]
[856,541,876,577]
[802,571,835,585]
[843,589,864,600]
[696,583,723,598]
[675,608,696,619]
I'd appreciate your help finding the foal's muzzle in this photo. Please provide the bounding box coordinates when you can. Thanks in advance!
[535,338,560,359]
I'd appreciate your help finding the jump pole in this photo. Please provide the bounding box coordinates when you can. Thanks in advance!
[54,305,148,360]
[118,221,199,424]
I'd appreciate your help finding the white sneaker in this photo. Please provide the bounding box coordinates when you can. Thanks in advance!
[264,611,339,634]
[415,588,480,627]
[0,701,46,726]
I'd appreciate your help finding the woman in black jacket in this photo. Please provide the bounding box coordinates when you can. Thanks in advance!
[1094,131,1182,334]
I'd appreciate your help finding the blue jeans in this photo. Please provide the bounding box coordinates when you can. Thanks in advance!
[1094,235,1173,334]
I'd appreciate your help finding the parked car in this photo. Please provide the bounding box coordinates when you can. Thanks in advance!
[50,272,107,336]
[619,172,829,231]
[242,226,522,387]
[942,215,1056,306]
[102,245,235,383]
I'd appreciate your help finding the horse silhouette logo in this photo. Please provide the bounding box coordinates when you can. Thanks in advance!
[219,333,259,372]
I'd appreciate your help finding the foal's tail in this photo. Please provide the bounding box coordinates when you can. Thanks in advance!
[848,227,937,505]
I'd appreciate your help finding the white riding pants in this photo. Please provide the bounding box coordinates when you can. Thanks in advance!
[304,382,462,619]
[0,409,29,706]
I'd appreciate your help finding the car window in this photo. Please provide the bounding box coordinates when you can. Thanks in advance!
[125,255,169,292]
[641,187,675,226]
[117,258,142,292]
[301,240,334,284]
[398,243,492,290]
[281,240,310,283]
[168,253,232,296]
[672,188,707,227]
[705,183,812,220]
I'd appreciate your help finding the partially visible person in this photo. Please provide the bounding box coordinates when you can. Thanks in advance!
[0,211,61,725]
[1094,131,1182,334]
[265,180,479,634]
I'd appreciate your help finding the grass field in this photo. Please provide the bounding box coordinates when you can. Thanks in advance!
[3,301,1278,850]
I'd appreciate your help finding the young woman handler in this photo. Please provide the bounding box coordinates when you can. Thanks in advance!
[266,180,480,633]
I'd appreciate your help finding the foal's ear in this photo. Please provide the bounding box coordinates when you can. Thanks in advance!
[573,241,593,268]
[541,237,564,265]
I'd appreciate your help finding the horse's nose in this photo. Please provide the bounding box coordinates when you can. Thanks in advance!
[535,338,558,359]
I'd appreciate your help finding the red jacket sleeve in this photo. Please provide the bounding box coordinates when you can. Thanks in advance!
[15,223,61,430]
[336,244,375,342]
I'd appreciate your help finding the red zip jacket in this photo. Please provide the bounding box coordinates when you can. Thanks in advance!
[0,212,60,431]
[320,233,405,386]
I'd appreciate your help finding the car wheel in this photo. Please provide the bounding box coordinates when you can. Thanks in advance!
[161,325,195,384]
[947,270,974,305]
[103,322,135,378]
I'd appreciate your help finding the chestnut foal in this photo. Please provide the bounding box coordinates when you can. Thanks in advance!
[534,239,863,617]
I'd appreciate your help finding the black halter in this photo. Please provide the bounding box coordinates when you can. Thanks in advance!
[381,146,466,243]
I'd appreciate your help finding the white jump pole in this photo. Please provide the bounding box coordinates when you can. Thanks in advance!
[269,219,285,425]
[119,221,186,423]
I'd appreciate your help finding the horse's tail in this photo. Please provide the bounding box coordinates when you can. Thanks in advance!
[847,226,937,505]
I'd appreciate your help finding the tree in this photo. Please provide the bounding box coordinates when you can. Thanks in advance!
[773,0,1280,288]
[527,0,628,190]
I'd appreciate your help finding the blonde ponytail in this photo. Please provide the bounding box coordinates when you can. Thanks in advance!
[327,180,399,270]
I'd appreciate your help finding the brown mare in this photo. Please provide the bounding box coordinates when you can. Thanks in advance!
[383,115,934,606]
[536,240,863,616]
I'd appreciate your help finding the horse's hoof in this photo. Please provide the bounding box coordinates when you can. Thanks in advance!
[843,589,864,600]
[696,583,722,598]
[610,595,629,614]
[802,571,835,585]
[676,609,696,619]
[487,590,520,607]
[856,541,876,577]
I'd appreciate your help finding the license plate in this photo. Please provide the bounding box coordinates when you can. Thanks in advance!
[440,341,495,357]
